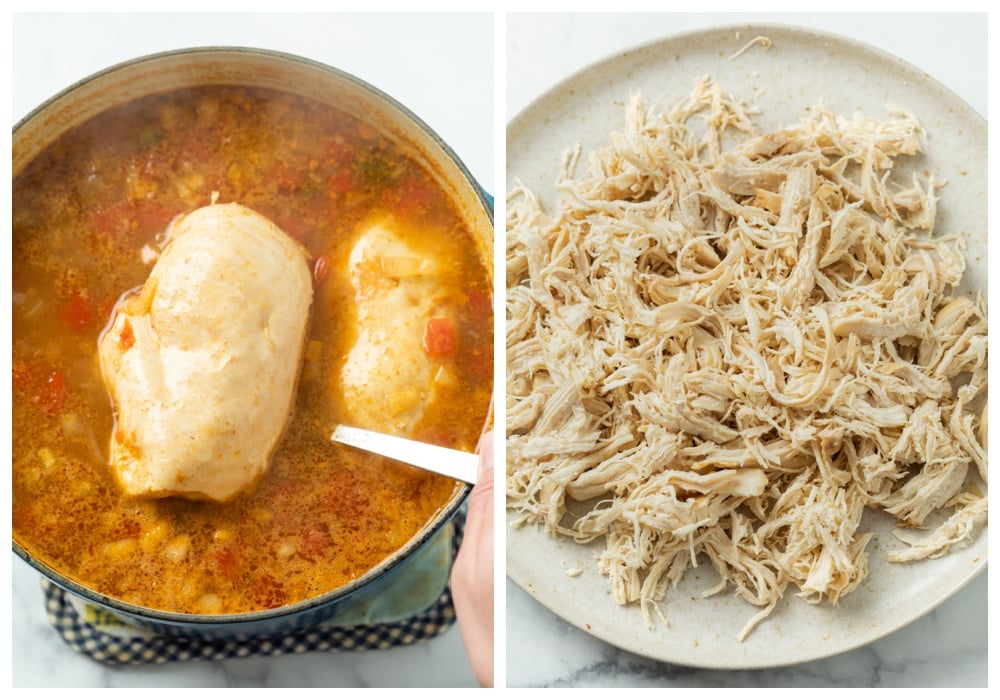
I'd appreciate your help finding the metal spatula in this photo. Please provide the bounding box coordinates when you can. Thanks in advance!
[330,424,479,484]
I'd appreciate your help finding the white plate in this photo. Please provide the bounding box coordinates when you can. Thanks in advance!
[505,24,987,670]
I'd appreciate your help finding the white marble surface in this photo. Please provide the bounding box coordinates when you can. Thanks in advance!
[10,11,492,688]
[505,12,988,688]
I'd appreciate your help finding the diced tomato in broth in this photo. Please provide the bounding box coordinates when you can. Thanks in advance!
[59,294,94,333]
[423,317,456,357]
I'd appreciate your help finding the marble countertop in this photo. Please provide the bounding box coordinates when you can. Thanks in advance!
[10,11,492,688]
[504,12,987,688]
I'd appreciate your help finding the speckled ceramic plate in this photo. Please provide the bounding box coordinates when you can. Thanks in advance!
[505,24,987,670]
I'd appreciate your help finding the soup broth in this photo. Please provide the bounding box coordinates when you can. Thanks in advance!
[12,85,493,615]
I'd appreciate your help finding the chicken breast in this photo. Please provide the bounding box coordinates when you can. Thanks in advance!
[99,202,313,502]
[336,217,455,435]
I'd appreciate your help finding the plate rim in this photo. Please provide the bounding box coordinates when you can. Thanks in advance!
[508,21,986,141]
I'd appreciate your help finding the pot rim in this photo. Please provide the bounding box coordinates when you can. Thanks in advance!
[15,45,494,220]
[13,45,491,627]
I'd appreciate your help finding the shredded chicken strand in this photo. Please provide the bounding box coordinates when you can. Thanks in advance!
[506,77,988,639]
[729,35,773,62]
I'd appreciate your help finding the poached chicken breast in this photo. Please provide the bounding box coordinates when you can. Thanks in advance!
[336,217,456,435]
[99,202,313,502]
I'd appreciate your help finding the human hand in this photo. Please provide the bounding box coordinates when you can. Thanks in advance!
[450,429,494,687]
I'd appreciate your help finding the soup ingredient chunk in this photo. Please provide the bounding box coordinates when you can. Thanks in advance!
[337,217,457,434]
[99,202,314,502]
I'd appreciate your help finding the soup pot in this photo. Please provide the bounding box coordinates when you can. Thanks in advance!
[12,47,493,640]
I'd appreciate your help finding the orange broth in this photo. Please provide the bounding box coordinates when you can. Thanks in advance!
[12,85,493,615]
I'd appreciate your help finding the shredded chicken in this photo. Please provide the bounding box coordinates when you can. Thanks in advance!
[506,77,987,640]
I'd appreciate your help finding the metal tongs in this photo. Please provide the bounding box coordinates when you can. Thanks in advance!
[330,424,480,484]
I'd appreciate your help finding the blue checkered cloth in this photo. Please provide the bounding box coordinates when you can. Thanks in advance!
[41,513,464,665]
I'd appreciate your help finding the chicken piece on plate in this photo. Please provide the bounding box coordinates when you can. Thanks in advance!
[99,202,313,502]
[335,216,457,435]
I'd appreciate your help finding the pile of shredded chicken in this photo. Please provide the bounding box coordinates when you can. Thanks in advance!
[506,77,988,640]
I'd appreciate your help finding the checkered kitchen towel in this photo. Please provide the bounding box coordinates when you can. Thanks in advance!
[42,513,464,665]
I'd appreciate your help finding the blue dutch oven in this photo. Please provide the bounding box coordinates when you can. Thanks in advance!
[12,47,493,640]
